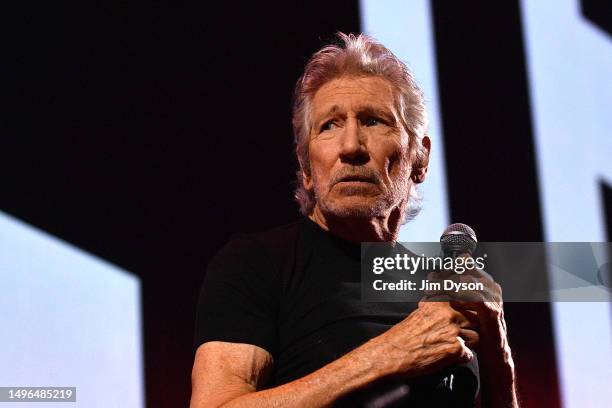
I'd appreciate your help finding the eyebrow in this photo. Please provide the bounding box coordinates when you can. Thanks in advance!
[313,104,397,128]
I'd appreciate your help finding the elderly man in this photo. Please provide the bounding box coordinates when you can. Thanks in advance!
[191,33,517,407]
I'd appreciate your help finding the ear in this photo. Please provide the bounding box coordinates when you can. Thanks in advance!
[299,158,313,191]
[303,171,313,191]
[411,135,431,184]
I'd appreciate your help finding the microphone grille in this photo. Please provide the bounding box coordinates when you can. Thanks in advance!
[440,223,477,255]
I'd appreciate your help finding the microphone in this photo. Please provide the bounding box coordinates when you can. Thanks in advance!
[440,223,477,257]
[432,222,480,405]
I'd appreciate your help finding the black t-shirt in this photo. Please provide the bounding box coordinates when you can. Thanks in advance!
[194,217,479,406]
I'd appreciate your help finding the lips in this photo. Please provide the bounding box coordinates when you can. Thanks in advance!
[338,176,376,183]
[335,175,377,185]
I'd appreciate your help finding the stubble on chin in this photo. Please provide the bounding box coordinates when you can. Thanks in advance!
[313,172,412,220]
[314,183,392,218]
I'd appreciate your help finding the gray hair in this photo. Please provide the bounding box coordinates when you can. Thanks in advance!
[291,32,429,222]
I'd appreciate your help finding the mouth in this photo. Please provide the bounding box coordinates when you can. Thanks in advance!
[335,175,377,185]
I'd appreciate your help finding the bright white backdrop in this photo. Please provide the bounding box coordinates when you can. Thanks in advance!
[0,211,144,408]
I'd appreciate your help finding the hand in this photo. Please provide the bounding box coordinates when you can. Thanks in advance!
[360,301,480,380]
[421,254,517,406]
[422,253,512,369]
[449,299,514,375]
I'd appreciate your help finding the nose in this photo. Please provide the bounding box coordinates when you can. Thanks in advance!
[339,117,369,165]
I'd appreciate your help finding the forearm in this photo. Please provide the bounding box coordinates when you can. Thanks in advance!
[193,303,480,408]
[479,351,519,408]
[220,344,387,408]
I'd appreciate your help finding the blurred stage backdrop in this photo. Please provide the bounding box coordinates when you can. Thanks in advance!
[2,1,611,407]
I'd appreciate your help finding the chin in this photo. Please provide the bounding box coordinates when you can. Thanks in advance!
[322,196,389,218]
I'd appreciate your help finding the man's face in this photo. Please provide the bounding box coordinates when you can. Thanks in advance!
[303,75,416,219]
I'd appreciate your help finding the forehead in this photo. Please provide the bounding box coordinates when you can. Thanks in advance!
[311,75,397,117]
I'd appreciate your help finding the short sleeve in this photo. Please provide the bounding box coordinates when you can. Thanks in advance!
[193,235,279,356]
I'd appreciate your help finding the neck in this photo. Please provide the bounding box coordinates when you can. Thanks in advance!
[309,204,404,243]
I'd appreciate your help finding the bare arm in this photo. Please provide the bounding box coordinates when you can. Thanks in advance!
[190,340,385,408]
[191,302,478,408]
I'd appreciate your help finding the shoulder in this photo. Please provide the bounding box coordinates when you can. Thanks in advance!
[238,218,303,248]
[249,219,304,249]
[207,219,304,279]
[216,219,304,263]
[193,222,305,357]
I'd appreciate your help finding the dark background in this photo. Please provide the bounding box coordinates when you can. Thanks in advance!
[8,0,609,406]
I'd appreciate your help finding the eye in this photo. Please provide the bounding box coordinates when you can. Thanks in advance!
[365,117,383,127]
[320,120,337,132]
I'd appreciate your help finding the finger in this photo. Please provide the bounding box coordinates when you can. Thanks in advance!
[460,328,480,349]
[455,336,475,363]
[456,309,480,331]
[452,274,501,302]
[450,300,502,319]
[422,293,455,302]
[450,300,484,312]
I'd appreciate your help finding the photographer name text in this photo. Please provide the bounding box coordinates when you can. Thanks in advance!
[372,279,484,292]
